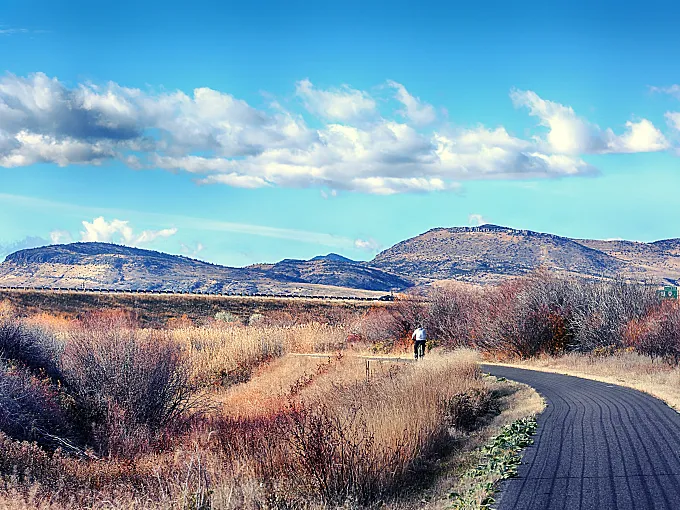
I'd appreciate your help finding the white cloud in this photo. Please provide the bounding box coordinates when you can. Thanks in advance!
[354,238,381,252]
[511,89,669,154]
[650,85,680,99]
[197,173,272,188]
[50,230,73,244]
[606,119,669,153]
[77,217,177,246]
[180,242,204,258]
[666,112,680,131]
[320,189,338,199]
[0,73,675,195]
[295,79,377,122]
[511,89,597,154]
[468,214,487,226]
[350,176,453,195]
[387,80,436,126]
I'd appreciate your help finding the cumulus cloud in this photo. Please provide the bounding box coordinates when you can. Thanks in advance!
[354,238,381,252]
[0,73,674,194]
[295,79,377,122]
[511,89,669,154]
[387,80,437,126]
[77,217,177,246]
[468,214,487,226]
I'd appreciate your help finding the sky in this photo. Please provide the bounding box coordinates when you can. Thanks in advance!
[1,0,680,266]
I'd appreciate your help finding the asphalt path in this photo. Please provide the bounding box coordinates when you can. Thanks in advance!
[482,365,680,510]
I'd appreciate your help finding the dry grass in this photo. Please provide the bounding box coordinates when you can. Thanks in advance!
[487,352,680,410]
[171,323,347,387]
[0,310,544,509]
[410,377,544,510]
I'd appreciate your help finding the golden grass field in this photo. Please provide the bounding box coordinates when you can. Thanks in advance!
[0,302,543,510]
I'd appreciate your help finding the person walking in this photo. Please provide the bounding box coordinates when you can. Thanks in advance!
[412,326,426,360]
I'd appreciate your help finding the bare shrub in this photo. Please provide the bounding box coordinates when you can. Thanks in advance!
[625,300,680,364]
[570,279,659,352]
[0,365,73,449]
[62,313,197,454]
[392,294,430,335]
[427,285,481,348]
[467,273,659,358]
[0,321,63,380]
[349,306,403,344]
[474,277,563,358]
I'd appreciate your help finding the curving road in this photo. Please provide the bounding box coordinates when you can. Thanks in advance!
[482,365,680,510]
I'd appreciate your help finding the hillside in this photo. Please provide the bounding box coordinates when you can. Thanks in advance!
[370,225,679,285]
[0,243,406,296]
[2,225,680,293]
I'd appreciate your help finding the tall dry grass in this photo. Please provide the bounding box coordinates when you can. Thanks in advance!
[0,310,499,509]
[201,350,494,507]
[170,323,347,387]
[0,307,540,509]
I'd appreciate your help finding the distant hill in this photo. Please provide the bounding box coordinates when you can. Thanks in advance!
[0,243,406,296]
[310,253,356,263]
[2,225,680,294]
[369,225,680,285]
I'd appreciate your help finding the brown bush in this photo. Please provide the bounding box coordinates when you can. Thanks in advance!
[62,312,198,455]
[625,300,680,365]
[0,320,62,381]
[427,285,481,348]
[0,365,74,449]
[349,306,403,344]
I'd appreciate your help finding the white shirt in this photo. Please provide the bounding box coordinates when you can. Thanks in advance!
[412,328,426,341]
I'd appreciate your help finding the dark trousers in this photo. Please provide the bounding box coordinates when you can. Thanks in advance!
[414,340,426,359]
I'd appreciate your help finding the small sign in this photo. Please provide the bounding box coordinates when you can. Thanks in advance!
[658,285,678,300]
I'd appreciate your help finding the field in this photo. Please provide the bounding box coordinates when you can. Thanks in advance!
[5,271,677,509]
[0,297,542,510]
[0,289,387,327]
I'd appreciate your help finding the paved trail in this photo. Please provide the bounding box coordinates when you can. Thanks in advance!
[482,365,680,510]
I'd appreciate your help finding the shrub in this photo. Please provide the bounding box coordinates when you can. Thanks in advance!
[625,300,680,364]
[62,313,198,454]
[248,313,264,326]
[0,320,63,380]
[349,307,403,344]
[445,388,494,432]
[214,311,241,324]
[0,364,74,449]
[0,300,14,320]
[427,285,481,348]
[467,273,659,358]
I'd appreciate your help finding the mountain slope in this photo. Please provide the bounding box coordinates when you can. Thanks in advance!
[370,225,675,284]
[0,243,405,295]
[3,225,680,293]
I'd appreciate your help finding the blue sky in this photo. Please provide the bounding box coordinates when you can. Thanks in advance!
[1,0,680,266]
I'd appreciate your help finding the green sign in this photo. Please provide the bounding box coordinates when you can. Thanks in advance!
[658,285,678,299]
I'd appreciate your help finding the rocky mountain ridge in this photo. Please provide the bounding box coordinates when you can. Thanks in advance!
[1,225,679,294]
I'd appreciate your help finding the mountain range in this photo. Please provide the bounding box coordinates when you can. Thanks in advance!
[0,225,678,296]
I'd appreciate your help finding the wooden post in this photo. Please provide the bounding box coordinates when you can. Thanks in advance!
[365,359,370,380]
